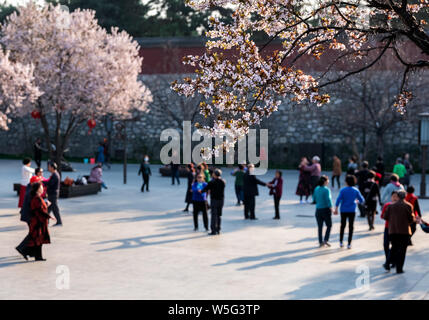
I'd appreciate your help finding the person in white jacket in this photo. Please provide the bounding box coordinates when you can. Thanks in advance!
[19,158,35,208]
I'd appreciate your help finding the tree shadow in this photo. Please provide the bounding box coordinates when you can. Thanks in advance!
[0,225,26,232]
[92,233,207,252]
[287,230,383,245]
[213,246,342,271]
[0,257,36,269]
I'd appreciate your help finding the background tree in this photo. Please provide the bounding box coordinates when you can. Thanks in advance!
[173,0,429,146]
[0,1,16,24]
[320,70,428,159]
[0,2,152,166]
[0,48,41,131]
[47,0,233,37]
[46,0,151,37]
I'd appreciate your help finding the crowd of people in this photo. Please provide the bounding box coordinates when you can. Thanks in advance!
[300,153,427,274]
[14,151,428,275]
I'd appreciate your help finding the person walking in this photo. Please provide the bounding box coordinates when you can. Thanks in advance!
[171,162,180,185]
[382,190,415,273]
[347,156,358,175]
[332,155,342,189]
[381,174,404,206]
[362,171,381,231]
[89,162,108,189]
[191,174,208,231]
[19,158,35,208]
[231,164,245,205]
[375,156,385,183]
[355,161,371,217]
[102,138,111,170]
[405,186,422,246]
[33,138,43,168]
[334,175,365,249]
[138,155,151,192]
[16,182,52,261]
[313,175,334,247]
[242,164,267,220]
[96,142,105,166]
[304,156,322,204]
[183,164,195,212]
[201,169,226,235]
[268,170,283,220]
[380,191,399,270]
[45,161,62,226]
[296,157,311,203]
[393,158,407,186]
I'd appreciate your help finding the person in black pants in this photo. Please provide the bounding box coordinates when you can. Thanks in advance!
[33,138,43,168]
[267,171,283,219]
[201,169,226,235]
[138,155,152,192]
[362,171,381,231]
[45,161,62,226]
[183,164,196,212]
[355,161,371,217]
[242,164,267,220]
[191,174,208,231]
[382,190,415,273]
[171,162,180,185]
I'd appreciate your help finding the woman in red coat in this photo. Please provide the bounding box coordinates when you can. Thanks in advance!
[16,182,51,261]
[268,171,283,220]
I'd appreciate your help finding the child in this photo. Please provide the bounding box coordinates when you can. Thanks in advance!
[268,171,283,219]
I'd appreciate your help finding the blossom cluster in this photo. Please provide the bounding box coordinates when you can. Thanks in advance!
[173,0,429,146]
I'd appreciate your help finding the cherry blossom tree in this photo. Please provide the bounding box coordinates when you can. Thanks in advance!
[0,2,152,165]
[172,0,429,150]
[0,48,41,131]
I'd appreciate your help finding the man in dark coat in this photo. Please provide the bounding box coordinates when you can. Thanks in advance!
[33,138,43,168]
[201,169,226,235]
[355,161,371,217]
[242,164,267,220]
[383,190,415,273]
[45,161,62,226]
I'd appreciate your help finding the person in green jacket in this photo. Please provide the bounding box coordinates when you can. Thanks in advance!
[313,175,334,248]
[202,162,211,183]
[231,164,245,205]
[393,158,407,186]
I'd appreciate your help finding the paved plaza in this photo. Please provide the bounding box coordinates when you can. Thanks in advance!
[0,159,428,300]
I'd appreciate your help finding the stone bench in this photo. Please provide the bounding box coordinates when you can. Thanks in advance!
[13,176,101,198]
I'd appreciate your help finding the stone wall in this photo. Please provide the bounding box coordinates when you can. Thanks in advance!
[0,74,425,171]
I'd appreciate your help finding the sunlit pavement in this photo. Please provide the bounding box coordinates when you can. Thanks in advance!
[0,159,428,299]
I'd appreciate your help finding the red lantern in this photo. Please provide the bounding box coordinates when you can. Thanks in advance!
[31,110,41,119]
[87,119,96,135]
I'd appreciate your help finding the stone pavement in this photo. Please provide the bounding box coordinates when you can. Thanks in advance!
[0,159,428,300]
